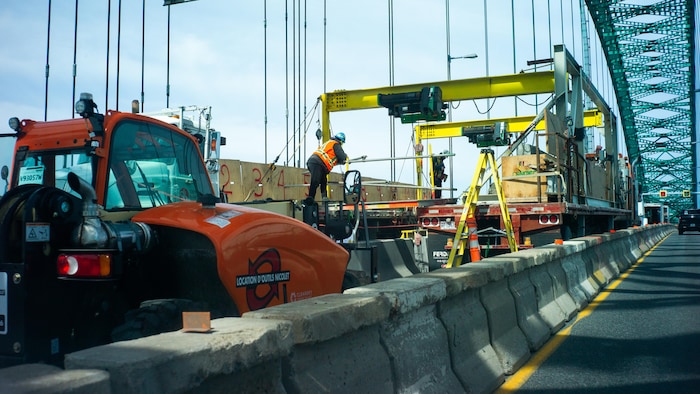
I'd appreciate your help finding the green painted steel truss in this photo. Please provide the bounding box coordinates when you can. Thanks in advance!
[585,0,696,219]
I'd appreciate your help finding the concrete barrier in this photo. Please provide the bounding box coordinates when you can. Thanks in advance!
[528,263,567,332]
[506,269,550,351]
[0,364,109,394]
[571,247,598,301]
[373,239,421,280]
[423,262,505,393]
[436,288,504,393]
[474,263,531,374]
[558,248,590,310]
[545,255,579,321]
[1,224,676,393]
[65,318,293,393]
[244,292,396,393]
[581,236,607,291]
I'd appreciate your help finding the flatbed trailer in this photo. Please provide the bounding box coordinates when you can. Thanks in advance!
[336,198,457,240]
[417,200,631,253]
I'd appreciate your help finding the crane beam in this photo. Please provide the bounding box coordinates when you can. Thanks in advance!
[320,71,555,141]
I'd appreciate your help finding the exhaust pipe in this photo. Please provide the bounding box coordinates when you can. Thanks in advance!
[68,172,108,248]
[67,172,152,251]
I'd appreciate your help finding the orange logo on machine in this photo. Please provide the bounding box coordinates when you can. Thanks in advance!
[235,248,291,311]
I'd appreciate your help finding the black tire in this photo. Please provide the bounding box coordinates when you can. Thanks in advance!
[111,298,208,342]
[560,225,574,241]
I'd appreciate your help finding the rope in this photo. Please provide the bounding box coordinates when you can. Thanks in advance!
[282,98,321,166]
[243,99,321,201]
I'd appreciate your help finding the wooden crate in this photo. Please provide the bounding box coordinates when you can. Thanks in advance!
[501,154,547,202]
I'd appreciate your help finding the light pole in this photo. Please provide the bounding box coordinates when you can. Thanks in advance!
[446,53,478,198]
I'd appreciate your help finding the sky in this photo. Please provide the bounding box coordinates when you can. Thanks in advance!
[0,0,621,197]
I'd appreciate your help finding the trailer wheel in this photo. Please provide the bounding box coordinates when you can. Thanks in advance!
[560,225,573,241]
[111,298,208,342]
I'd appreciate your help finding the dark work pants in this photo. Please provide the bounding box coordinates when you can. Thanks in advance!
[307,160,328,200]
[434,179,442,198]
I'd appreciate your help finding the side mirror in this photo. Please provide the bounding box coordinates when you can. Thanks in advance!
[1,165,8,181]
[344,170,361,205]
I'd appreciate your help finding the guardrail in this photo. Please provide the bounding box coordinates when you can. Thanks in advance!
[0,224,674,393]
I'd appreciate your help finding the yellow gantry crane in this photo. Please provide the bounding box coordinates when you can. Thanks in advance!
[317,45,619,263]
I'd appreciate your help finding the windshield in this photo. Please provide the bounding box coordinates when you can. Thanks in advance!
[105,120,214,210]
[14,119,214,210]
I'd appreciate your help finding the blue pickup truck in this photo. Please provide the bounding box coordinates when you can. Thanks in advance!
[678,209,700,235]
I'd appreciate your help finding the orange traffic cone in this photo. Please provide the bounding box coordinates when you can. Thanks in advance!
[467,218,481,262]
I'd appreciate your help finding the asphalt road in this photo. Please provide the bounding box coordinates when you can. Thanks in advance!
[498,231,700,393]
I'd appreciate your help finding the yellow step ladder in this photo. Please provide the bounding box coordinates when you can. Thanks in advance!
[445,149,518,268]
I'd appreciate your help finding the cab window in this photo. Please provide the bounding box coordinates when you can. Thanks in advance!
[15,150,94,199]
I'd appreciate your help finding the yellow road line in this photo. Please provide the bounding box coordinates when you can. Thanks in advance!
[495,235,669,393]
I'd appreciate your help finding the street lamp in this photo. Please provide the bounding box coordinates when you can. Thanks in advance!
[446,52,478,198]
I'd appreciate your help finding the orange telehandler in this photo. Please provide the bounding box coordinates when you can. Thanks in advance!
[0,93,371,367]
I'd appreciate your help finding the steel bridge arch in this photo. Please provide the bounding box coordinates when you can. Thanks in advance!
[585,0,696,219]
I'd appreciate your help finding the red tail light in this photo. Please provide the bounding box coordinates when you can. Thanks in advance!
[539,214,560,225]
[422,218,431,227]
[57,253,113,278]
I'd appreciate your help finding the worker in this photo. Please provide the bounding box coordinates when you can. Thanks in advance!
[432,150,449,198]
[306,132,348,201]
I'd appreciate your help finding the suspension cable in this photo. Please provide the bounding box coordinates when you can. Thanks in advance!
[285,0,290,165]
[140,0,145,112]
[388,0,396,181]
[106,0,111,111]
[71,0,79,118]
[264,0,268,162]
[116,0,121,111]
[44,0,52,121]
[511,0,517,116]
[303,0,308,163]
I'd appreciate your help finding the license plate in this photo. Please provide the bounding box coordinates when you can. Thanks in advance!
[440,221,456,230]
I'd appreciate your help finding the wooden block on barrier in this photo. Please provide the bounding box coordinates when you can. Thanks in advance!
[182,311,212,333]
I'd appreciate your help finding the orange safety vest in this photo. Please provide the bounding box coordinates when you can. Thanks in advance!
[313,140,339,171]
